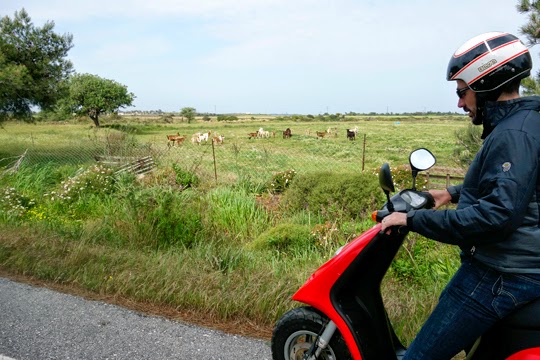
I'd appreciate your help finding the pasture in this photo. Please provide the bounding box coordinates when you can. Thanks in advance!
[0,115,469,184]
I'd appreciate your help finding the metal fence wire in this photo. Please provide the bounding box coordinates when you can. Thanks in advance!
[5,138,367,184]
[0,128,463,188]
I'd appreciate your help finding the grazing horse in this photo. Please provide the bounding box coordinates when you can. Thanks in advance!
[283,128,292,139]
[167,132,180,147]
[212,135,225,145]
[346,129,356,141]
[175,135,186,145]
[316,131,326,139]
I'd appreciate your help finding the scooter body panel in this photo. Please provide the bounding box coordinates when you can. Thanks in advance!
[292,225,382,360]
[506,347,540,360]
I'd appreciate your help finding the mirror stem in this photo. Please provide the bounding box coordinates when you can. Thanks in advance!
[385,190,395,212]
[411,170,418,191]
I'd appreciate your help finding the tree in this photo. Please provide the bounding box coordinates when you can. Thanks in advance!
[517,1,540,95]
[65,73,135,127]
[0,8,74,122]
[180,107,196,123]
[521,76,540,96]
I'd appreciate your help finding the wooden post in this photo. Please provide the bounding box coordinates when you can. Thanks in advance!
[211,139,218,182]
[362,134,366,171]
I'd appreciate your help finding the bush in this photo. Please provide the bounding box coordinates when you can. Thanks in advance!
[249,223,314,251]
[390,233,460,284]
[387,165,429,192]
[146,190,203,248]
[453,124,482,167]
[44,164,115,204]
[282,171,385,220]
[204,187,270,243]
[268,169,296,194]
[172,164,199,189]
[0,186,36,218]
[217,115,239,121]
[101,187,204,249]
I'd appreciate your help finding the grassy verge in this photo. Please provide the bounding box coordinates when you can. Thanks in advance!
[0,117,465,345]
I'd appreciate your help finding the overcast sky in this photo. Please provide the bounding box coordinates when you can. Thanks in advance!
[2,1,538,114]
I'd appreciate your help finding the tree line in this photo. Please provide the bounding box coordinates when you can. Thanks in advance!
[2,4,540,127]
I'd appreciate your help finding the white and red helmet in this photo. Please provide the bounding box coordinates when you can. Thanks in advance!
[447,32,532,92]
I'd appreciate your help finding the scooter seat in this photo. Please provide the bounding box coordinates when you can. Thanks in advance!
[501,297,540,329]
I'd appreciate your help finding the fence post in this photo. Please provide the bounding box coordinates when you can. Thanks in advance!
[362,134,366,171]
[211,140,218,182]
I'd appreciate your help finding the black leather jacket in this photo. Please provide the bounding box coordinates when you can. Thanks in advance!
[407,96,540,273]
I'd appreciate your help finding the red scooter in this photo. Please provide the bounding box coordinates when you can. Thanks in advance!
[270,148,540,360]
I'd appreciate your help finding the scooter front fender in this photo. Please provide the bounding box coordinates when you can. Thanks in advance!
[292,225,382,360]
[506,347,540,360]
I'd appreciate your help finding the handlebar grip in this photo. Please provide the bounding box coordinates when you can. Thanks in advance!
[397,225,409,234]
[424,192,435,209]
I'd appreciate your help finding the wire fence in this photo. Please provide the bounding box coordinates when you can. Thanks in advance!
[1,130,464,190]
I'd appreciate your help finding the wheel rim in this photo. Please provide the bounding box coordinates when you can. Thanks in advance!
[283,329,337,360]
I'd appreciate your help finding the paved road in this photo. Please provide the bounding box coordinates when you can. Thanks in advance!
[0,277,272,359]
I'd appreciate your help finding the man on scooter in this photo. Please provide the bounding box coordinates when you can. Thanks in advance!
[381,31,540,360]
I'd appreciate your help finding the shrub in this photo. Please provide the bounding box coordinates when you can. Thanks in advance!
[147,191,203,248]
[204,187,270,243]
[0,186,36,218]
[282,171,385,220]
[44,164,115,204]
[172,164,199,189]
[387,165,429,192]
[268,169,296,194]
[390,233,460,284]
[217,115,239,121]
[249,223,314,251]
[310,222,339,248]
[159,114,173,123]
[453,124,482,167]
[99,187,204,249]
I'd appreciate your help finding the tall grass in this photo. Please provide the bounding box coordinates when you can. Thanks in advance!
[0,118,464,345]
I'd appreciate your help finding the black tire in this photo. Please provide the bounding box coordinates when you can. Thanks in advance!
[271,306,352,360]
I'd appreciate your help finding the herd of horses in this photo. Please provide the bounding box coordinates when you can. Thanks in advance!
[166,126,359,147]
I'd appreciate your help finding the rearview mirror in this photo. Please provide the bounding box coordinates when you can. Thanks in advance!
[409,148,436,172]
[379,163,395,211]
[379,163,395,193]
[409,148,436,191]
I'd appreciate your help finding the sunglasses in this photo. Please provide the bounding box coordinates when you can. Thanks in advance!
[456,86,470,99]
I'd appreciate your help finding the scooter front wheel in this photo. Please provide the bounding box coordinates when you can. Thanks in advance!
[271,306,352,360]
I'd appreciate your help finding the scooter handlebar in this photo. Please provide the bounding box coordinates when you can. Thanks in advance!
[373,190,435,224]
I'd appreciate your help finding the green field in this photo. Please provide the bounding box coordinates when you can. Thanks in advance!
[1,115,468,182]
[0,115,469,350]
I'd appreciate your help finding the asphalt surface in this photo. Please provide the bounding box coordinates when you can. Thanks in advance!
[0,277,272,359]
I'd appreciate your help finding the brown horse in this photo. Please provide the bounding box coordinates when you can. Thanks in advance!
[283,128,292,139]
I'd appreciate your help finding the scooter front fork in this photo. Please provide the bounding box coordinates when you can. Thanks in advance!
[305,321,337,360]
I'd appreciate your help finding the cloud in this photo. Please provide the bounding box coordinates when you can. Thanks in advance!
[2,0,537,113]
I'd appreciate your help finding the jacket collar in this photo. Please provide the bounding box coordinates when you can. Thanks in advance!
[485,96,540,127]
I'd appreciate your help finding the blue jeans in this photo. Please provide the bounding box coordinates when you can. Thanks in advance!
[403,257,540,360]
